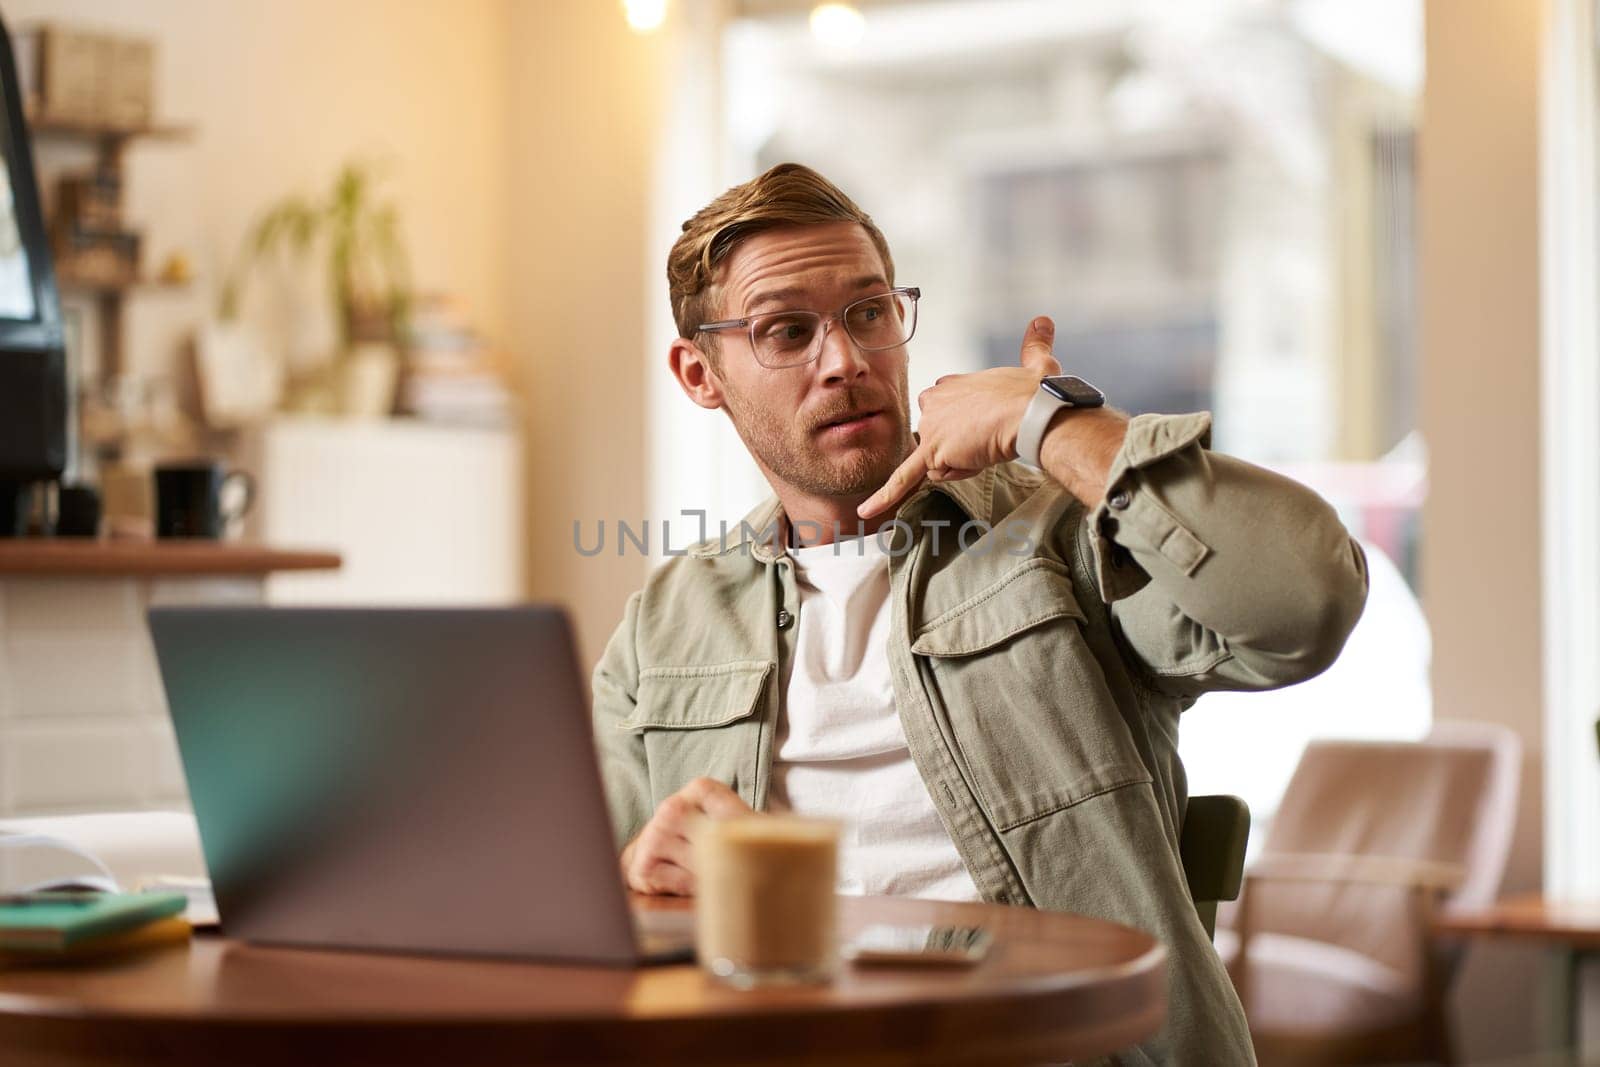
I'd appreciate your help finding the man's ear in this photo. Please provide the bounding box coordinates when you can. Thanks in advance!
[669,337,727,411]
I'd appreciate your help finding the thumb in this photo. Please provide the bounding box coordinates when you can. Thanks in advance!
[1019,316,1061,375]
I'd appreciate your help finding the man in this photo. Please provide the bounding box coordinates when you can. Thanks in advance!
[592,163,1367,1064]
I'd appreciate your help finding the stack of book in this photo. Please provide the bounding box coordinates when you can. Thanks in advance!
[398,295,517,427]
[15,23,156,129]
[0,890,190,966]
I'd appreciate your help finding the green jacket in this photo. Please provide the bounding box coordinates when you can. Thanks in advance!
[593,412,1369,1065]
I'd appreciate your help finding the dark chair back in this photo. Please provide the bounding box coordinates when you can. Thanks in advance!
[1180,794,1250,939]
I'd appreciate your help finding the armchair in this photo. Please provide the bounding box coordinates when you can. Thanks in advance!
[1218,723,1520,1065]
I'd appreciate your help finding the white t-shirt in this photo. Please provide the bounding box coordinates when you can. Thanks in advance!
[768,535,981,902]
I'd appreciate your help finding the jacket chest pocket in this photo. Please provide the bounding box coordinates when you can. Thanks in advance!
[623,660,772,810]
[910,559,1150,831]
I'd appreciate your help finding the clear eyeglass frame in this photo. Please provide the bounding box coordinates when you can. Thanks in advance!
[696,286,921,369]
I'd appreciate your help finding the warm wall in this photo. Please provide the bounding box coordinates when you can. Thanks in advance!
[4,0,664,664]
[1419,0,1545,1057]
[3,0,513,375]
[507,1,662,665]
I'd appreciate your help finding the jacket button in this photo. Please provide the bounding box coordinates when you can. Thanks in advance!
[1108,489,1131,510]
[776,609,794,630]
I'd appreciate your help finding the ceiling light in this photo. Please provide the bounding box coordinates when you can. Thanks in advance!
[810,3,865,47]
[622,0,668,33]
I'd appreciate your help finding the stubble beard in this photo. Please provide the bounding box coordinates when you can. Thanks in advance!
[722,373,915,500]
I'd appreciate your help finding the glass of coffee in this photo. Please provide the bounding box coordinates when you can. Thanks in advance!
[692,814,840,988]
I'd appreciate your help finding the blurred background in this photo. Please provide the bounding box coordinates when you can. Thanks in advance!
[0,0,1594,1061]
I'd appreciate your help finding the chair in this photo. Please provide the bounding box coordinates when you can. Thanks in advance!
[1217,723,1520,1065]
[1180,794,1251,939]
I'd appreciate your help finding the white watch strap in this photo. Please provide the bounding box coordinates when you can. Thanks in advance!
[1015,385,1069,470]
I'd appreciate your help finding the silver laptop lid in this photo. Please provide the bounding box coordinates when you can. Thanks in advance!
[147,605,639,964]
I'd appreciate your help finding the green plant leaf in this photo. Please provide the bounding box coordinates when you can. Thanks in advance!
[225,158,412,349]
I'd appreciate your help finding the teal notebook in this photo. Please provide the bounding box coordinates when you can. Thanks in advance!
[0,891,189,951]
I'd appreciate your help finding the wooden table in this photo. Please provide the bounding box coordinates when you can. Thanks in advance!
[1433,892,1600,1049]
[0,895,1166,1066]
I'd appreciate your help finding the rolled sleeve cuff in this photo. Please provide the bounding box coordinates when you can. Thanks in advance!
[1088,411,1214,602]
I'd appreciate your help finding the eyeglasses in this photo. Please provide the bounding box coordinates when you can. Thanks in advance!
[696,286,920,370]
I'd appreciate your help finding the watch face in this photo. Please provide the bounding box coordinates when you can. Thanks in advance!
[1041,375,1106,408]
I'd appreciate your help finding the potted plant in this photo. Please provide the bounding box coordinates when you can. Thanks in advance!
[219,160,411,416]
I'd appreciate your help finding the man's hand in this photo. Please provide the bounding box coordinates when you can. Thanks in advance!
[620,777,752,896]
[858,317,1058,520]
[858,316,1130,518]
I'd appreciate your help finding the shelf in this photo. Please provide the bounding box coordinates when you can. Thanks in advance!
[26,114,195,144]
[0,540,341,577]
[25,106,201,423]
[57,274,191,297]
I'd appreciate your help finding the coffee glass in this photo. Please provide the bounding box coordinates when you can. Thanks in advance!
[692,814,840,988]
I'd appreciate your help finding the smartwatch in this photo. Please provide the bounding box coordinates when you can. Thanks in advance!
[1015,375,1106,470]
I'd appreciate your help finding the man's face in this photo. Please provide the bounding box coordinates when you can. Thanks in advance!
[705,221,914,503]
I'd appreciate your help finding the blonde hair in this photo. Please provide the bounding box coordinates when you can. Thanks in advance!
[667,162,895,343]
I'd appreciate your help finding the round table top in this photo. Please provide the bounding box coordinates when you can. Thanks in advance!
[0,895,1166,1066]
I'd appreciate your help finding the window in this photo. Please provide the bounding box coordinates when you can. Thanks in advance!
[659,0,1429,826]
[1540,0,1600,896]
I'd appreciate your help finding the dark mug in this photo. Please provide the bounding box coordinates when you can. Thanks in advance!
[55,484,102,538]
[153,462,255,539]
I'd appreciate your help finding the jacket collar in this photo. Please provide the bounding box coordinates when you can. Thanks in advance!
[686,471,994,563]
[930,470,992,527]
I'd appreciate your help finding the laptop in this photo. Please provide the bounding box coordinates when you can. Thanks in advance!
[147,605,692,964]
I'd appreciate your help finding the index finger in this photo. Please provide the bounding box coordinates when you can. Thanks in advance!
[857,445,929,521]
